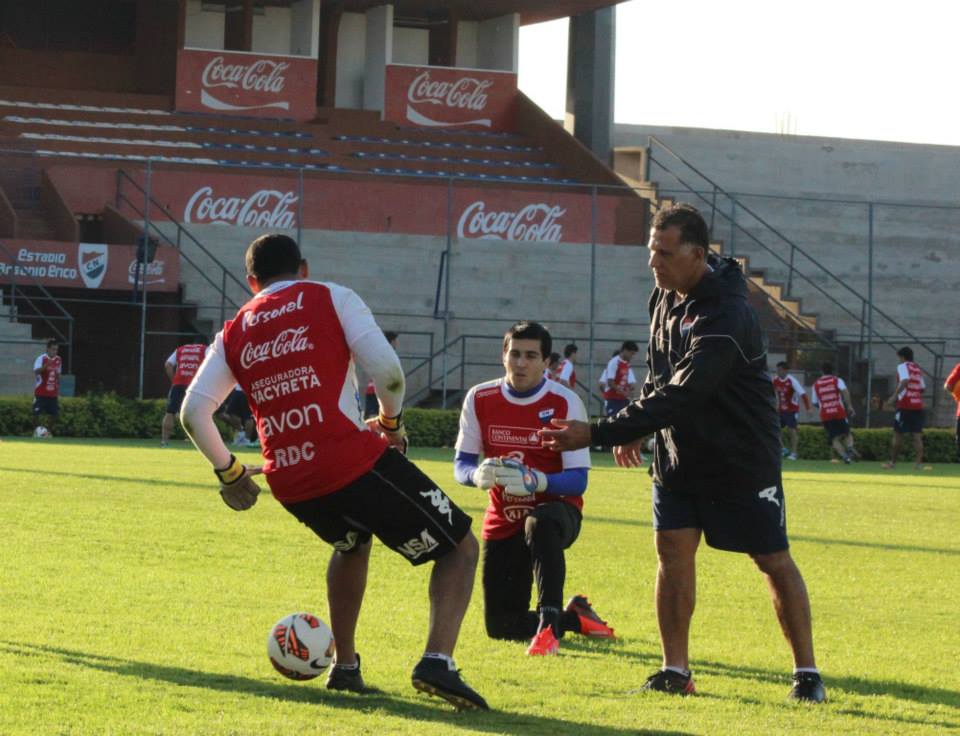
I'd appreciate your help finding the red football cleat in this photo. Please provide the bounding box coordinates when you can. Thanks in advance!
[526,626,559,656]
[565,595,616,639]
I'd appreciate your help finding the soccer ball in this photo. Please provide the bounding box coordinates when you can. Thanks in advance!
[267,612,335,681]
[33,426,50,438]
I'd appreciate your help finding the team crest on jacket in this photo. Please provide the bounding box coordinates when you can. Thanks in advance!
[680,316,697,335]
[538,408,555,424]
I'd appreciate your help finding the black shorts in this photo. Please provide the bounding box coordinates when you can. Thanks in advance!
[224,389,252,422]
[166,384,187,414]
[822,418,849,440]
[779,411,798,429]
[32,395,59,417]
[604,399,630,417]
[364,392,378,419]
[282,449,472,566]
[653,483,788,555]
[894,409,924,434]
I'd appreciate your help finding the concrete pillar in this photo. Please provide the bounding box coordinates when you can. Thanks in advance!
[477,13,519,71]
[289,0,320,57]
[364,4,393,111]
[429,11,458,67]
[565,7,615,162]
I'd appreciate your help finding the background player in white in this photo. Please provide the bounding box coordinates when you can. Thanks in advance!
[180,234,487,711]
[161,342,208,447]
[454,321,614,657]
[32,339,61,437]
[882,346,928,470]
[601,341,638,416]
[773,361,811,461]
[555,343,578,390]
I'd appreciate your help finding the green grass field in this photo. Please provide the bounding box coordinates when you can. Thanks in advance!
[1,438,958,735]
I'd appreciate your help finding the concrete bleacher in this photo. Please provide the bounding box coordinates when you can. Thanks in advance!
[0,290,46,395]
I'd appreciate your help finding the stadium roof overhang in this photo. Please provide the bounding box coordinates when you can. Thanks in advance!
[227,0,627,25]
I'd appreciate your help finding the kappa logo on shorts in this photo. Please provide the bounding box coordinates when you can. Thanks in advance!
[420,488,454,524]
[332,530,360,552]
[758,486,780,507]
[397,529,439,559]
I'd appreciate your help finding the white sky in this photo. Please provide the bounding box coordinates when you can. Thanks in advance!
[519,0,960,146]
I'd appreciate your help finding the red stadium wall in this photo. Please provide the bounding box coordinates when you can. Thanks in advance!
[0,49,136,93]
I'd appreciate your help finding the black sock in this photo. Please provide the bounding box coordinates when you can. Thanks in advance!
[538,607,561,638]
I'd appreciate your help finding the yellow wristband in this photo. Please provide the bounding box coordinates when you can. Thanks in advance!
[378,412,403,432]
[215,455,244,485]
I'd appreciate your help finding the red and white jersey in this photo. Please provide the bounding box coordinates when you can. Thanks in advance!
[812,375,847,422]
[602,356,635,400]
[189,280,387,504]
[772,373,806,413]
[946,362,960,418]
[556,358,576,389]
[456,378,590,541]
[167,344,208,386]
[33,353,61,397]
[895,361,925,410]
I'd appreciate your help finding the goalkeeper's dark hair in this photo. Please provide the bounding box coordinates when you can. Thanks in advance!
[503,321,551,359]
[246,234,303,283]
[652,203,710,251]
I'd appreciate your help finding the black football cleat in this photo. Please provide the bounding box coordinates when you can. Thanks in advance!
[788,672,827,703]
[637,669,696,695]
[411,657,489,711]
[325,653,368,692]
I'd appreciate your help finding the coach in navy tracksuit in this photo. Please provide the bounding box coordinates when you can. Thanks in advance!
[542,204,825,703]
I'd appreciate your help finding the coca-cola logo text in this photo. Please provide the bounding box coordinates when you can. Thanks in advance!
[240,326,313,369]
[457,202,566,242]
[184,187,298,229]
[201,56,289,94]
[407,71,492,112]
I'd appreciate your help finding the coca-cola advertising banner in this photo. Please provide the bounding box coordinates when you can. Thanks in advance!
[0,240,179,291]
[175,48,317,121]
[383,64,518,131]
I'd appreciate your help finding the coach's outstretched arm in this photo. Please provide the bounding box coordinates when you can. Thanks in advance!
[181,334,262,511]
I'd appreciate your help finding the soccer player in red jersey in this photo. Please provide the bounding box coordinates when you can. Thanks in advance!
[179,234,487,711]
[161,342,208,447]
[945,361,960,461]
[555,344,578,390]
[32,339,61,437]
[454,322,614,657]
[601,341,638,416]
[772,361,811,460]
[811,363,856,464]
[882,347,928,470]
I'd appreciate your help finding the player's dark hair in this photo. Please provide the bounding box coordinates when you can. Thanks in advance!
[384,330,398,344]
[653,203,710,251]
[776,361,788,369]
[897,346,914,361]
[547,352,561,367]
[246,234,303,283]
[46,339,58,348]
[621,340,639,352]
[821,362,833,375]
[503,321,551,359]
[564,343,578,358]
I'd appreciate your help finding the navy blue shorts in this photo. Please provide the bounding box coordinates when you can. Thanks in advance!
[166,384,187,414]
[224,389,252,421]
[822,418,849,440]
[604,399,630,417]
[779,411,798,429]
[894,409,924,434]
[653,483,788,555]
[32,395,59,417]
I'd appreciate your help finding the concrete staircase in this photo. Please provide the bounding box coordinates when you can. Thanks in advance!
[0,289,45,395]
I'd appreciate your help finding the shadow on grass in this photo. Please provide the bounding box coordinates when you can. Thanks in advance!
[0,641,693,736]
[0,466,211,491]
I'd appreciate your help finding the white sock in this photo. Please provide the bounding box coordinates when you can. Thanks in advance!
[334,660,359,670]
[794,667,820,675]
[423,652,456,670]
[663,665,690,677]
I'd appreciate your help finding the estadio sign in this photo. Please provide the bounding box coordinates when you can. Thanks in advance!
[0,240,179,291]
[175,49,317,121]
[384,64,517,131]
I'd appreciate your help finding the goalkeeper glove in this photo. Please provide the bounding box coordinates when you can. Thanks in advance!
[215,454,261,511]
[494,458,548,497]
[376,411,408,455]
[471,458,500,489]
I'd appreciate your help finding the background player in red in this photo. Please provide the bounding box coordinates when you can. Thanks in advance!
[180,234,487,711]
[945,360,960,461]
[882,346,928,470]
[454,321,614,657]
[32,339,61,437]
[555,343,578,389]
[773,361,811,461]
[601,341,638,416]
[811,363,855,464]
[161,341,208,448]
